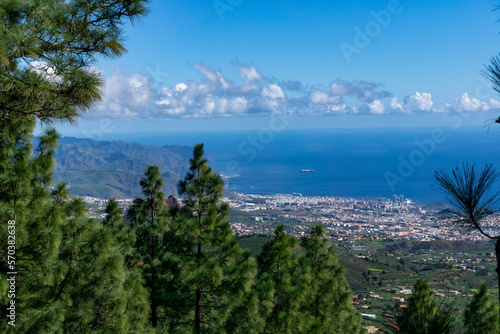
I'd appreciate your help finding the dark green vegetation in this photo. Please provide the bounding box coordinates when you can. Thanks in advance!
[239,234,274,257]
[51,137,192,198]
[395,279,458,334]
[339,239,497,291]
[388,279,499,334]
[2,1,500,332]
[154,143,257,333]
[0,1,360,331]
[240,237,497,291]
[434,163,500,327]
[240,236,500,332]
[0,0,151,332]
[2,131,363,332]
[328,238,500,321]
[124,144,362,333]
[464,283,499,334]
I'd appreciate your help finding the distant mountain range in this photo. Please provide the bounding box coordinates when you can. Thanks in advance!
[50,137,193,199]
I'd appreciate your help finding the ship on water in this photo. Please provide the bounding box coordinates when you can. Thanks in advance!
[301,169,314,172]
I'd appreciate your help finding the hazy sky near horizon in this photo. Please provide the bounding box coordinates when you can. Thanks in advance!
[47,0,500,136]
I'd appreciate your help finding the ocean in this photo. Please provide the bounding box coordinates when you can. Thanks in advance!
[109,127,500,204]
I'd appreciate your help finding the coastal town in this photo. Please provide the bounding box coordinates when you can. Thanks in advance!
[223,192,500,241]
[82,191,500,242]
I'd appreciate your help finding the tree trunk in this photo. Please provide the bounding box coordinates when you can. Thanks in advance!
[495,240,500,326]
[151,253,158,327]
[151,196,158,327]
[195,288,201,334]
[151,300,158,327]
[195,191,203,334]
[195,242,202,334]
[315,249,319,319]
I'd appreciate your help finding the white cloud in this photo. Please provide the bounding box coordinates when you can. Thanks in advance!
[148,65,288,117]
[240,66,263,82]
[127,74,153,107]
[91,63,500,119]
[431,105,449,114]
[193,63,219,83]
[326,104,350,114]
[309,90,342,105]
[262,84,285,100]
[228,97,248,114]
[30,61,58,79]
[386,92,435,114]
[489,98,500,109]
[308,80,389,109]
[368,100,386,115]
[404,92,433,112]
[454,92,489,112]
[175,82,188,92]
[330,81,354,96]
[390,97,403,111]
[95,70,154,118]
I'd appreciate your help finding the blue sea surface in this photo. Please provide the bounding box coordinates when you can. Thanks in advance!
[109,127,500,204]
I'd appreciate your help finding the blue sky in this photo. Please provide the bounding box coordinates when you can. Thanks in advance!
[49,0,500,136]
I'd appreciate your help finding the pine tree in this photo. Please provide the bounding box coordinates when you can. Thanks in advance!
[299,224,362,333]
[162,143,256,333]
[127,166,169,328]
[0,1,150,332]
[0,128,67,332]
[464,283,499,334]
[104,198,123,229]
[57,197,148,333]
[434,163,500,325]
[103,198,151,332]
[223,286,265,334]
[0,130,150,333]
[255,224,308,333]
[0,0,149,123]
[397,279,456,334]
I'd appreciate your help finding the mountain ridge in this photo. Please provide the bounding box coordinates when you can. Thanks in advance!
[50,136,192,199]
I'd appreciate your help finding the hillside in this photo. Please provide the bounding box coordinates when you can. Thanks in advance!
[50,137,192,198]
[383,240,479,253]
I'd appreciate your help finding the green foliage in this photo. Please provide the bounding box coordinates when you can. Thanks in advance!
[237,224,362,334]
[396,279,457,334]
[434,163,500,238]
[299,224,362,333]
[434,163,500,330]
[52,137,191,199]
[0,0,149,123]
[127,165,169,328]
[103,198,150,331]
[104,198,122,228]
[0,1,151,332]
[464,283,499,334]
[161,143,256,333]
[0,129,150,333]
[254,224,305,333]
